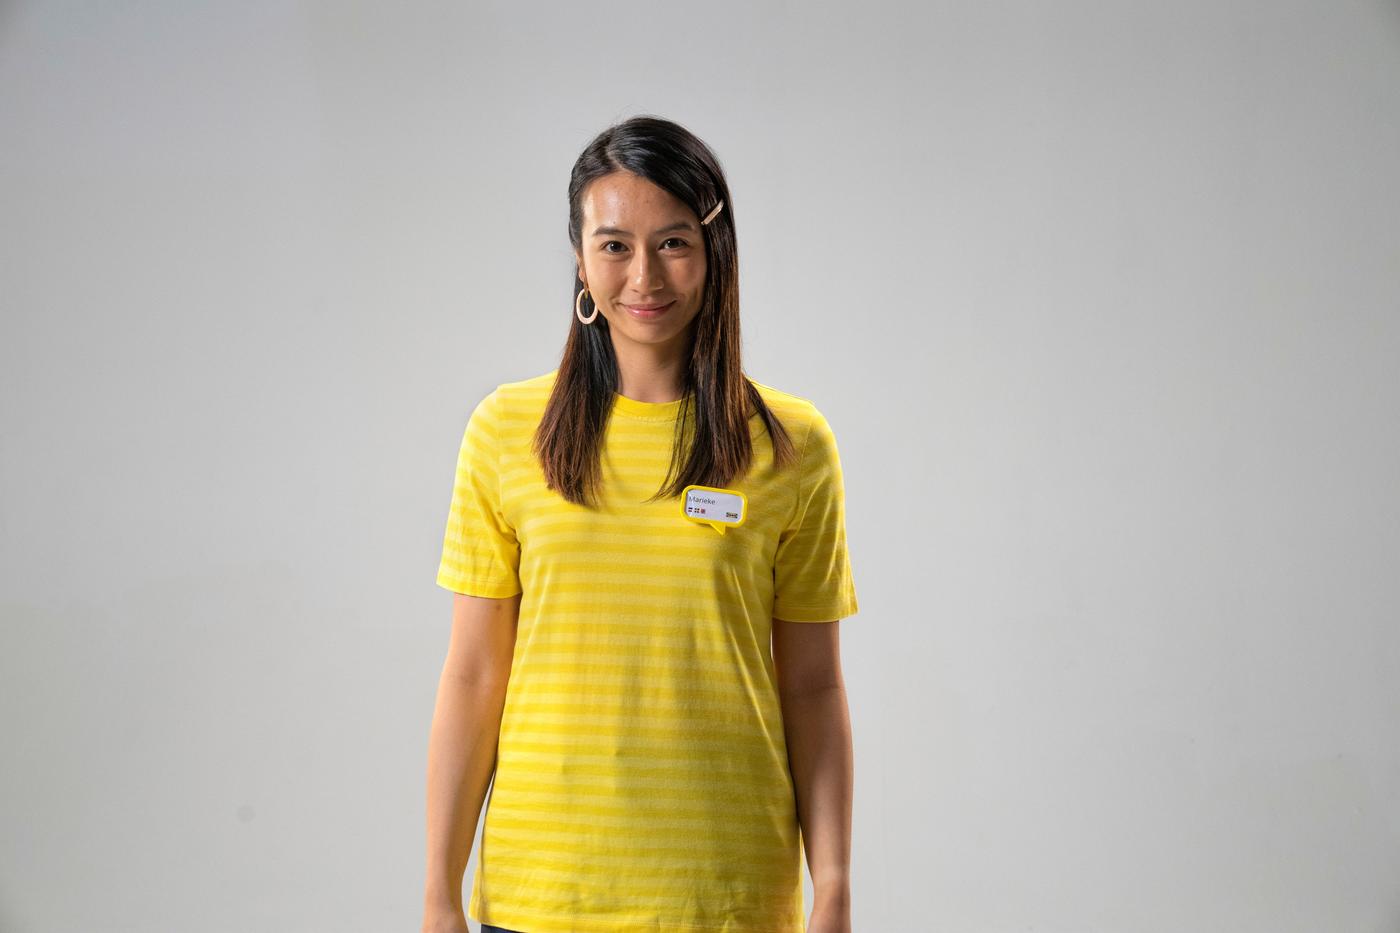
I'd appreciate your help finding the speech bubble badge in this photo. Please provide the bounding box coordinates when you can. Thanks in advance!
[681,484,748,535]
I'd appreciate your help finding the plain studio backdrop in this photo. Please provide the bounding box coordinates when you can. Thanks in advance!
[2,2,1398,931]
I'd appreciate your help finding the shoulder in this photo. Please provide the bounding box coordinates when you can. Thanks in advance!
[474,368,558,421]
[748,377,838,449]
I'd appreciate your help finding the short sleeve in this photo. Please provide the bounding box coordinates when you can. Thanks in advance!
[435,389,522,598]
[772,406,859,622]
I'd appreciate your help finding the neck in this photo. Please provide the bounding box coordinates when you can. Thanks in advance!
[611,335,691,403]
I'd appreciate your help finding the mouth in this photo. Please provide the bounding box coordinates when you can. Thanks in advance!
[623,301,675,320]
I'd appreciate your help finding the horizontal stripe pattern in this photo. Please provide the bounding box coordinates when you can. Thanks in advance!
[436,368,858,932]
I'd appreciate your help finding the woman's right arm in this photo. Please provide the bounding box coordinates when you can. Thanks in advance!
[422,591,521,933]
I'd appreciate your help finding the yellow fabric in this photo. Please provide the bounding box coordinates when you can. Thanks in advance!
[436,368,859,933]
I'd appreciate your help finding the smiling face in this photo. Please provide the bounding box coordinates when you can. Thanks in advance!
[574,171,708,353]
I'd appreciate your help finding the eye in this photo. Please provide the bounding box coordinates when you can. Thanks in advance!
[600,238,689,254]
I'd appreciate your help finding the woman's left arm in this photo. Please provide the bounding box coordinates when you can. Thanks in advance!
[772,617,853,933]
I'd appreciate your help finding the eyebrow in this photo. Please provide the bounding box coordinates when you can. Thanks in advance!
[590,221,698,238]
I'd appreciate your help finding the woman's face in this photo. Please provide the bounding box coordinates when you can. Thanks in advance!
[574,171,708,352]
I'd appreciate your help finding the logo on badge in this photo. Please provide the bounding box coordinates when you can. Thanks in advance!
[681,484,748,535]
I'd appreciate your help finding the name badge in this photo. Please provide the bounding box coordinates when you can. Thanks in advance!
[681,484,748,535]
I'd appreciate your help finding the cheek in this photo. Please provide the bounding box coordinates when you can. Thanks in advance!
[682,260,708,292]
[593,268,627,296]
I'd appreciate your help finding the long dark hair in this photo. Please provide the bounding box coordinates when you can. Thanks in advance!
[533,115,797,508]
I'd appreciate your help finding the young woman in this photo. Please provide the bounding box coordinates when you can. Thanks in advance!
[423,115,859,933]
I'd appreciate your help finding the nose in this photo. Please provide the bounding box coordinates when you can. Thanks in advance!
[630,249,664,292]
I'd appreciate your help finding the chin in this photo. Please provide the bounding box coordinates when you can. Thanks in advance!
[623,325,684,344]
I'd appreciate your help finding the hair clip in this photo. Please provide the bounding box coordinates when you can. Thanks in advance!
[700,199,724,225]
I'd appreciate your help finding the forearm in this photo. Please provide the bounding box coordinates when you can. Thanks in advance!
[779,683,853,898]
[423,669,509,912]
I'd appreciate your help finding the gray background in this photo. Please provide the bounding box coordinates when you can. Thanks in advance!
[3,1,1398,931]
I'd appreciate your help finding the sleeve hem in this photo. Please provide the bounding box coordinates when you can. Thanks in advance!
[772,598,859,623]
[436,570,522,599]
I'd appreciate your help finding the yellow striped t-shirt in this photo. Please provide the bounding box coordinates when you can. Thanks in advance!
[436,367,859,933]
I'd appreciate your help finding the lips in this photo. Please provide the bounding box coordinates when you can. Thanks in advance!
[624,301,675,319]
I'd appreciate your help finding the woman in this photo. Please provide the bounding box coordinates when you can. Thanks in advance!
[422,115,859,933]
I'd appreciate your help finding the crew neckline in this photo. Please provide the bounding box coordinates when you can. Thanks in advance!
[611,391,694,422]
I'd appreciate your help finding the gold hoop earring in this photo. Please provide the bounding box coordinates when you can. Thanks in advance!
[575,286,599,324]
